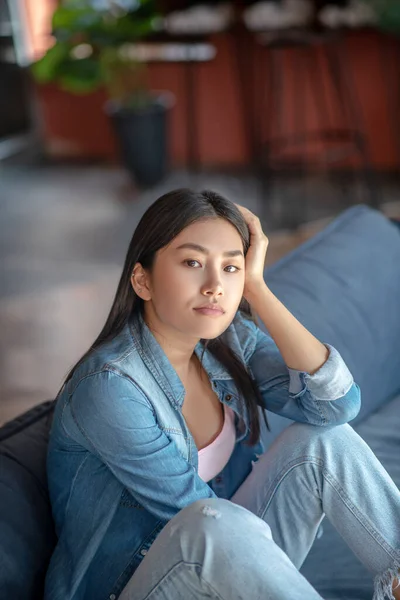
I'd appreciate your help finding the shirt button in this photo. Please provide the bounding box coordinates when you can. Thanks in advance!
[225,394,232,401]
[140,549,148,556]
[110,595,116,600]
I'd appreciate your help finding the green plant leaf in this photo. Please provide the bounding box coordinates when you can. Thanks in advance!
[362,0,400,32]
[58,57,103,93]
[52,5,100,33]
[380,5,400,32]
[30,42,71,82]
[31,0,160,101]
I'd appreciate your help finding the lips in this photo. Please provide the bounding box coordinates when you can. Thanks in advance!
[195,304,225,313]
[194,305,225,315]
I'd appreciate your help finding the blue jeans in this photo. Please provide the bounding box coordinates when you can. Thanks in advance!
[119,423,400,600]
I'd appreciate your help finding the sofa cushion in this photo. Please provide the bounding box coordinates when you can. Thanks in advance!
[263,205,400,434]
[300,392,400,599]
[1,206,399,599]
[0,401,56,600]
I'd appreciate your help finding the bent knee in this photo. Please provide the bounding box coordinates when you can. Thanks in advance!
[177,497,243,527]
[284,421,359,452]
[167,498,271,541]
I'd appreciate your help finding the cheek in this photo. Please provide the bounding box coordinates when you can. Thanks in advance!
[227,272,245,294]
[152,265,187,299]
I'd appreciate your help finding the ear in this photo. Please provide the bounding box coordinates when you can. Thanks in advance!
[130,263,151,301]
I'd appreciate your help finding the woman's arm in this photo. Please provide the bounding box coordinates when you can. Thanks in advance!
[245,282,329,375]
[67,370,218,523]
[240,314,361,426]
[236,202,329,375]
[234,203,360,426]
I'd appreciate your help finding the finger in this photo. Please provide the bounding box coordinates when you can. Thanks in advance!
[235,204,261,226]
[234,205,268,245]
[235,203,253,216]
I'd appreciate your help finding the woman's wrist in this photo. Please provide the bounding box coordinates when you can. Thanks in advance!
[244,280,271,308]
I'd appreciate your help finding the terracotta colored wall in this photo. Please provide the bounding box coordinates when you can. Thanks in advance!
[33,26,400,170]
[346,31,400,169]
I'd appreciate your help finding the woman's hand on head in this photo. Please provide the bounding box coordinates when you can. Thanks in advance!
[234,203,269,298]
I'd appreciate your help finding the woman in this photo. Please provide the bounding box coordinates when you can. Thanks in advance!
[44,189,400,600]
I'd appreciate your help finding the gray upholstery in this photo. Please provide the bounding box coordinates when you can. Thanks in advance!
[0,402,56,600]
[1,206,399,600]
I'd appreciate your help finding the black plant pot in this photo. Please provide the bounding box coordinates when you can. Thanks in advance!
[105,91,175,187]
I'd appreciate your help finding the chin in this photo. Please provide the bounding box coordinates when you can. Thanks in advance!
[192,320,231,340]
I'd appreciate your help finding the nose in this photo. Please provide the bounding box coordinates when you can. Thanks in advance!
[201,276,224,298]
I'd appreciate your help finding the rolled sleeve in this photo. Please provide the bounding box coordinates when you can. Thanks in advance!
[288,344,354,400]
[237,314,361,426]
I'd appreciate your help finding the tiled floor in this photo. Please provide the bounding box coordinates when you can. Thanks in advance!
[1,163,399,425]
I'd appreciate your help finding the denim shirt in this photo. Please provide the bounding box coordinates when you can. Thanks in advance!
[44,309,361,600]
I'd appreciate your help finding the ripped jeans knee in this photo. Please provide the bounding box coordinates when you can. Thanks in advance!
[167,497,273,547]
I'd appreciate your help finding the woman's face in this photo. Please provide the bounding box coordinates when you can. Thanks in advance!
[137,218,246,341]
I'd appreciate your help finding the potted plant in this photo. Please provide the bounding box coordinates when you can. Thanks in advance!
[31,0,175,186]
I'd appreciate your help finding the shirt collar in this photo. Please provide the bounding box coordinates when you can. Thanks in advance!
[129,310,233,408]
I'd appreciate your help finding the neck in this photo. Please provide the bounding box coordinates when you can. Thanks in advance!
[142,304,200,378]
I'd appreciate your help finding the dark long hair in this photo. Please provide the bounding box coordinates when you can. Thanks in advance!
[62,188,269,446]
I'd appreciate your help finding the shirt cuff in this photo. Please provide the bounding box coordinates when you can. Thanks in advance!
[287,344,354,401]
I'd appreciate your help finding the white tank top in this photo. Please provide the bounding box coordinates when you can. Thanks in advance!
[197,404,236,482]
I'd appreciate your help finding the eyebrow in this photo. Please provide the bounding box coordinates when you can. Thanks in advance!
[175,243,244,258]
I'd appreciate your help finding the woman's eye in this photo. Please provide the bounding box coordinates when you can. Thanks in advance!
[225,265,241,273]
[184,260,240,273]
[185,259,201,268]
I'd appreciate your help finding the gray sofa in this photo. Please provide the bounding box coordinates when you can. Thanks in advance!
[1,204,399,600]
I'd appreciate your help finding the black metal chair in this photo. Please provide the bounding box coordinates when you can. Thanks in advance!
[250,27,380,228]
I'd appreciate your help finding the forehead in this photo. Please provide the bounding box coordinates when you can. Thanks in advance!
[171,218,242,248]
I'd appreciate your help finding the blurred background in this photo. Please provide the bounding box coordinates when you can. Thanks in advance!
[1,0,400,424]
